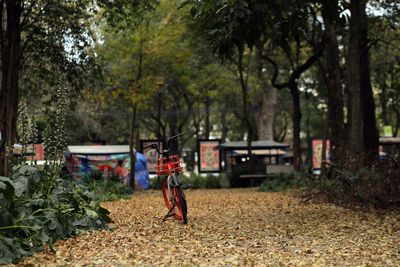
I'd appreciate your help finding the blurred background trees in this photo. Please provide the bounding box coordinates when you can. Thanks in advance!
[1,0,400,174]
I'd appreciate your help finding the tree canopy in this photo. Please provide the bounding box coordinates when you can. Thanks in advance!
[1,0,400,174]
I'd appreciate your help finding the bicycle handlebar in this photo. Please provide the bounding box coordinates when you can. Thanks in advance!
[144,133,184,156]
[168,132,184,142]
[144,143,161,154]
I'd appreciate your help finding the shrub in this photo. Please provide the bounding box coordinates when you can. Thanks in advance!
[89,170,103,181]
[0,164,112,264]
[0,76,112,264]
[182,173,226,189]
[205,174,223,189]
[149,176,163,190]
[259,172,313,192]
[313,160,400,208]
[150,173,226,189]
[182,173,206,189]
[87,178,133,202]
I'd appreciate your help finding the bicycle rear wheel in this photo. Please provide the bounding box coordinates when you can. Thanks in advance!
[162,179,187,223]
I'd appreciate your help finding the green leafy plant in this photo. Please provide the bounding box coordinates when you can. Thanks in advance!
[0,76,112,264]
[181,173,206,189]
[182,173,226,189]
[149,176,163,190]
[87,178,133,202]
[0,165,112,264]
[150,173,226,190]
[41,76,69,198]
[89,170,103,181]
[259,172,313,192]
[205,174,224,189]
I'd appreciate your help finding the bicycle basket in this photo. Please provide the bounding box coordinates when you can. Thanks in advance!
[155,155,183,175]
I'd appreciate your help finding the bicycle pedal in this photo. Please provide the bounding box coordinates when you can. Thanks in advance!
[182,184,191,189]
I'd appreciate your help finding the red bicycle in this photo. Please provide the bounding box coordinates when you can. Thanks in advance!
[144,133,189,224]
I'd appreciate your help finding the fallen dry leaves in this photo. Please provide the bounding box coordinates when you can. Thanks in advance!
[11,188,400,266]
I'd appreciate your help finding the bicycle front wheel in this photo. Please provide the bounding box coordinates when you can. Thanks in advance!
[162,179,187,224]
[176,185,187,224]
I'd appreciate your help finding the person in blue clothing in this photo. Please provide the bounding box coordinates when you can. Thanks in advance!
[134,153,150,190]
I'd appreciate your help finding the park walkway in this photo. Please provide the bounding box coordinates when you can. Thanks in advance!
[14,188,400,266]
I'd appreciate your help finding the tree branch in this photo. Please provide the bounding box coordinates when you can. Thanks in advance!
[261,56,289,89]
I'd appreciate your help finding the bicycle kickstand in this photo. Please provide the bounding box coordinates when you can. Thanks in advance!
[163,203,176,221]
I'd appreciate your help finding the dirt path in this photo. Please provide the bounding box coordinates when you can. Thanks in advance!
[14,188,400,266]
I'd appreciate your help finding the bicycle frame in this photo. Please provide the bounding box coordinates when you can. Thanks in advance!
[145,133,187,223]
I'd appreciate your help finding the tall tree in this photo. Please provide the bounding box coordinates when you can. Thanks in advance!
[0,0,99,175]
[185,0,321,170]
[263,41,324,170]
[347,0,379,168]
[320,0,346,165]
[255,51,277,141]
[0,1,22,176]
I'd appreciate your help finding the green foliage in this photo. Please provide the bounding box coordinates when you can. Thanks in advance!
[185,0,310,57]
[87,179,133,202]
[89,170,103,181]
[182,173,226,189]
[0,77,113,264]
[0,165,112,264]
[259,172,313,192]
[149,173,226,190]
[19,0,101,106]
[205,174,224,189]
[181,173,206,189]
[149,176,163,190]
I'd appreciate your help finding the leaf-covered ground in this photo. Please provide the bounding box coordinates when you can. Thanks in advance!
[13,188,400,266]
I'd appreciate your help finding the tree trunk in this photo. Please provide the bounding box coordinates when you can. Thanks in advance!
[304,89,312,168]
[378,72,388,126]
[204,96,210,139]
[129,104,137,190]
[321,1,346,165]
[289,80,302,171]
[135,122,140,151]
[220,107,227,143]
[347,0,365,168]
[263,45,323,171]
[255,50,277,141]
[358,4,379,164]
[0,1,22,176]
[393,106,400,137]
[255,84,277,141]
[321,112,329,178]
[347,0,379,168]
[236,45,254,160]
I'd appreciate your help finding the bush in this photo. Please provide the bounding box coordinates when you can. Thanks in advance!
[149,176,163,190]
[0,164,112,264]
[181,173,206,189]
[313,160,400,208]
[89,170,103,181]
[0,76,114,264]
[150,173,226,189]
[87,178,133,202]
[184,173,226,189]
[205,174,223,189]
[259,172,313,192]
